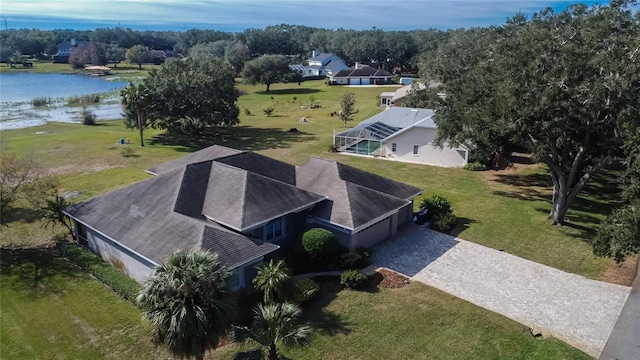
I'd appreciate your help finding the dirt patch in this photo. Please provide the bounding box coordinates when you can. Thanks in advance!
[479,153,542,184]
[600,255,639,286]
[369,268,410,289]
[48,163,120,176]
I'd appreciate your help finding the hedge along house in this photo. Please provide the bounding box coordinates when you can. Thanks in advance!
[64,145,421,288]
[334,107,470,168]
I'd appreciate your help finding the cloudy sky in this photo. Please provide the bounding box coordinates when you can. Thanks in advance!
[1,0,606,31]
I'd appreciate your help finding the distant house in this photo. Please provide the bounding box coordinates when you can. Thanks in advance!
[64,146,421,289]
[380,81,442,108]
[150,49,182,64]
[53,39,90,63]
[329,64,392,85]
[334,107,470,167]
[289,50,348,78]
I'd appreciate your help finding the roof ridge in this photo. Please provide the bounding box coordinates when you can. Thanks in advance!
[239,169,249,229]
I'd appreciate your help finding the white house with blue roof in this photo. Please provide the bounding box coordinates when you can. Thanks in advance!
[334,107,470,167]
[289,50,349,78]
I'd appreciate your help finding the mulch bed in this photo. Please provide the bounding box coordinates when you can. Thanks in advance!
[369,268,410,289]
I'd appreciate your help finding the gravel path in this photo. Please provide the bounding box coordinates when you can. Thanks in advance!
[370,225,631,358]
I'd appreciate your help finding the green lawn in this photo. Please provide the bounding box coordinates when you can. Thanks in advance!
[0,79,620,279]
[1,247,589,360]
[0,78,623,359]
[216,281,589,360]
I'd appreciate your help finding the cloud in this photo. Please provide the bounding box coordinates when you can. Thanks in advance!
[1,0,605,30]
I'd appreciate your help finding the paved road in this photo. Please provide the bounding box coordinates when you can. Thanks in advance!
[599,260,640,360]
[370,225,631,358]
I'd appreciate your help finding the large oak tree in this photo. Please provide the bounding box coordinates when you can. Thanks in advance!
[427,1,640,225]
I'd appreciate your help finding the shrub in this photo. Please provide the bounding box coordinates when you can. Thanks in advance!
[339,250,370,270]
[327,144,338,153]
[301,228,340,261]
[433,213,458,232]
[121,146,136,157]
[57,241,141,303]
[32,97,51,108]
[244,107,251,116]
[263,106,274,116]
[419,195,452,220]
[68,94,101,106]
[464,162,488,171]
[77,106,96,125]
[292,277,319,304]
[340,270,367,289]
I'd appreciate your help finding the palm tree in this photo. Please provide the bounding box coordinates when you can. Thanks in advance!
[233,302,312,360]
[120,82,151,146]
[252,260,295,304]
[137,250,236,360]
[41,195,74,236]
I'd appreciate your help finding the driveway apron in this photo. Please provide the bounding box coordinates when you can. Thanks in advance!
[370,226,631,358]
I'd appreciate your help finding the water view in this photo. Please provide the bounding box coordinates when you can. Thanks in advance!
[0,73,129,130]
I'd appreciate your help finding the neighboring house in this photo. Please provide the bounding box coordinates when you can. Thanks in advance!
[329,64,392,85]
[150,49,182,64]
[64,145,421,289]
[380,81,446,108]
[334,107,470,167]
[289,50,348,78]
[53,39,90,63]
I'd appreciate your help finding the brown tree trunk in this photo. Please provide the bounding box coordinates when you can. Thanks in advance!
[268,343,278,360]
[195,353,204,360]
[137,111,145,147]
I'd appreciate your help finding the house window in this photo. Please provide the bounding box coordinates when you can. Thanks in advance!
[392,143,397,152]
[77,223,88,247]
[264,218,285,242]
[413,145,419,155]
[229,268,241,289]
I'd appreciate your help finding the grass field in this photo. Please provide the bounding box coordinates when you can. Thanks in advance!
[0,78,629,359]
[1,247,590,360]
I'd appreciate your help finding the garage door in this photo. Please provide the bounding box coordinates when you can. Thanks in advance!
[355,217,391,248]
[361,78,370,85]
[349,78,359,85]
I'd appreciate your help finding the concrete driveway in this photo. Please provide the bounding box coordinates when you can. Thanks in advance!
[370,225,631,358]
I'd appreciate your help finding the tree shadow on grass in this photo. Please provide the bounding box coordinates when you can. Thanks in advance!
[256,88,322,96]
[450,217,477,238]
[0,246,81,297]
[302,277,351,336]
[1,207,42,225]
[149,126,317,154]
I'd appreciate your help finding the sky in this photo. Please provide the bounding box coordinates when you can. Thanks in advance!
[0,0,608,32]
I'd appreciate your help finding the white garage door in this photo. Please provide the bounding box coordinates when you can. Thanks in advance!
[361,78,370,85]
[349,78,359,85]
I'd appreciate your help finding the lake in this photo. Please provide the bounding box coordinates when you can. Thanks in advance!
[0,73,128,103]
[0,73,129,130]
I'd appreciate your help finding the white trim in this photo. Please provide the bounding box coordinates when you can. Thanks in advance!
[63,211,160,268]
[144,170,157,176]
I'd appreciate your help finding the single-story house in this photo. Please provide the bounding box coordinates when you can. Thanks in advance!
[289,50,348,78]
[329,64,392,85]
[64,146,421,289]
[334,107,470,167]
[380,81,445,108]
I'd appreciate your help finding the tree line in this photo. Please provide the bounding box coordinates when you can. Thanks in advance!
[0,25,449,72]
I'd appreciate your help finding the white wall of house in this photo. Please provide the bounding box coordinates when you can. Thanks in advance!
[383,127,469,167]
[78,224,156,283]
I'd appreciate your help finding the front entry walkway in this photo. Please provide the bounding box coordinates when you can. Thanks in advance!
[370,226,631,358]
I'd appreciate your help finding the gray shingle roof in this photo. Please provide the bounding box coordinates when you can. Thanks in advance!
[215,152,297,185]
[332,65,391,78]
[201,161,324,231]
[147,145,242,175]
[296,157,420,230]
[309,53,335,62]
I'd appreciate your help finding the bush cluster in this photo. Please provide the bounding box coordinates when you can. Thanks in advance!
[419,195,458,232]
[292,277,319,304]
[340,269,367,289]
[57,241,141,303]
[301,228,341,261]
[464,162,487,171]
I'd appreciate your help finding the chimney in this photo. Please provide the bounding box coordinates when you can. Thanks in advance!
[312,49,318,58]
[355,62,360,69]
[71,39,76,46]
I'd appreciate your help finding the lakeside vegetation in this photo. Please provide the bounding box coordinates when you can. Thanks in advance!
[0,60,160,81]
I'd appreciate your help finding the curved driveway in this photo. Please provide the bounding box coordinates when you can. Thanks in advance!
[370,226,631,358]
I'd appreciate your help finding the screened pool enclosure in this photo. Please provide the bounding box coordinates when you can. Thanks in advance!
[334,121,401,155]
